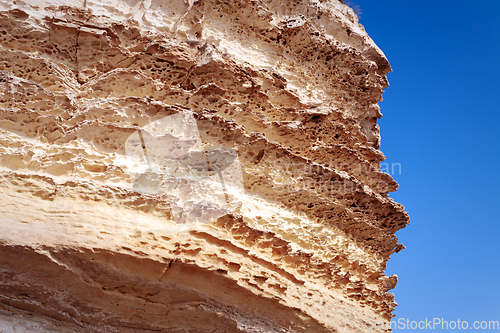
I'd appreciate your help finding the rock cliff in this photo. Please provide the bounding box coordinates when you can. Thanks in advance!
[0,0,409,332]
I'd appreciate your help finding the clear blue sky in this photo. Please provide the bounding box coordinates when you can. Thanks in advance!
[351,0,500,331]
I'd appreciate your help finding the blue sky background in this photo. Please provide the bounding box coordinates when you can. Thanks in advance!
[351,0,500,331]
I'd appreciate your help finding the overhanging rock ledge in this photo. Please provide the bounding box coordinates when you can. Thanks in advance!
[0,0,409,332]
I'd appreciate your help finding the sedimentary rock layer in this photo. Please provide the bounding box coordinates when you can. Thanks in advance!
[0,0,409,332]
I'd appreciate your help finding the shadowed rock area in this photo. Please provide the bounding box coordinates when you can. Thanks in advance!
[0,0,409,332]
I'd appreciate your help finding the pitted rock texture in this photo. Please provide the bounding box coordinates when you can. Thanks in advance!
[0,0,409,332]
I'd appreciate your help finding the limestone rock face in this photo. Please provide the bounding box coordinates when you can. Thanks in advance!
[0,0,409,332]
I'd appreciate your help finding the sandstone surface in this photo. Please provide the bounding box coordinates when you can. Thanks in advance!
[0,0,409,332]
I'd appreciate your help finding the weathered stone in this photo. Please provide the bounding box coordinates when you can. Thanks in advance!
[0,0,409,332]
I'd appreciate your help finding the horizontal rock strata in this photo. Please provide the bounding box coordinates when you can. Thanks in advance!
[0,0,409,332]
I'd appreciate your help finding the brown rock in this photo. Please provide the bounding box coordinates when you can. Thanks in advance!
[0,0,409,332]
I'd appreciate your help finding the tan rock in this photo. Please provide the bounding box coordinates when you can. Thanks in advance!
[0,0,409,332]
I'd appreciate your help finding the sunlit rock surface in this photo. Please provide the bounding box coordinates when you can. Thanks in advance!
[0,0,409,332]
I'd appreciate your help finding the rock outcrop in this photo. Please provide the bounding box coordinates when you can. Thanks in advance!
[0,0,409,332]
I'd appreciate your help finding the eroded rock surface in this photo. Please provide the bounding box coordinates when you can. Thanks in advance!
[0,0,409,332]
